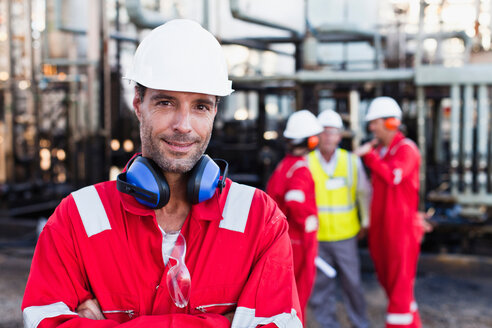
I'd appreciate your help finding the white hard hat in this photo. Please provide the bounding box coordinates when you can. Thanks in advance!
[284,110,323,139]
[318,109,343,129]
[124,19,233,97]
[365,96,402,121]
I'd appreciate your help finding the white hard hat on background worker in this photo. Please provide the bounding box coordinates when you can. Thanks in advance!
[284,110,323,140]
[317,109,343,129]
[365,96,402,121]
[124,19,234,96]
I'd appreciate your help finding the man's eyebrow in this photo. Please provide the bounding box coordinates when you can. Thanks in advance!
[195,98,216,107]
[149,94,176,102]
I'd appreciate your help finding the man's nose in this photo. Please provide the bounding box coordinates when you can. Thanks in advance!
[173,107,193,133]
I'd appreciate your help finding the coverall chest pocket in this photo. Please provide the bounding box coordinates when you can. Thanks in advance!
[98,291,139,323]
[190,284,242,315]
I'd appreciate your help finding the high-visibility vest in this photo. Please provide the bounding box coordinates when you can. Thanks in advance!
[308,149,359,241]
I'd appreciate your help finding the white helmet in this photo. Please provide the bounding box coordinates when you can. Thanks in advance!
[365,96,402,121]
[318,109,343,129]
[284,110,323,139]
[124,19,233,96]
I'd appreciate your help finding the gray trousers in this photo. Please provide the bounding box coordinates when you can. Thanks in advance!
[310,237,369,328]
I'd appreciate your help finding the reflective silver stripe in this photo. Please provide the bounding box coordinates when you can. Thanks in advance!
[390,138,418,156]
[318,204,355,213]
[72,186,111,237]
[23,302,77,328]
[284,189,305,203]
[232,307,302,328]
[393,168,403,185]
[286,160,308,178]
[220,182,255,233]
[386,312,413,325]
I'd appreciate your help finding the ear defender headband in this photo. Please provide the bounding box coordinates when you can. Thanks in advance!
[384,117,401,130]
[116,155,228,209]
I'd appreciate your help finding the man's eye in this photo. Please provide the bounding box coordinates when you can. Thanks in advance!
[196,104,210,111]
[157,101,171,106]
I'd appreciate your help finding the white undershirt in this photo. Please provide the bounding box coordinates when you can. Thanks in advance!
[159,227,180,266]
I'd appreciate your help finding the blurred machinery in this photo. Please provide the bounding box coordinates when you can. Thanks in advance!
[1,0,492,253]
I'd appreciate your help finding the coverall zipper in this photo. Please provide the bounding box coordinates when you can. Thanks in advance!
[102,310,135,318]
[195,303,236,313]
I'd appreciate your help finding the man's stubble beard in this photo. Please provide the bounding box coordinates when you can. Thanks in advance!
[140,121,212,174]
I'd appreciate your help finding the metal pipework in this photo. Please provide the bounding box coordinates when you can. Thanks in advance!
[231,68,414,84]
[348,90,360,151]
[416,87,426,207]
[229,0,300,35]
[477,85,489,194]
[462,84,474,194]
[125,0,168,29]
[450,84,461,195]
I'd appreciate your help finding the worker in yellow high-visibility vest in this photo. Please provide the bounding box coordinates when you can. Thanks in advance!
[308,109,371,328]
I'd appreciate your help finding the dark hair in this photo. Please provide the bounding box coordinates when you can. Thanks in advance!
[135,83,221,106]
[136,83,146,102]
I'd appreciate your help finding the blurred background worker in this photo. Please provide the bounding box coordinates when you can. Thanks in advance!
[355,97,422,328]
[308,109,371,328]
[266,110,323,323]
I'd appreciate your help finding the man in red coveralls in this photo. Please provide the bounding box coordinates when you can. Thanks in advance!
[355,97,422,328]
[22,19,302,328]
[266,110,323,323]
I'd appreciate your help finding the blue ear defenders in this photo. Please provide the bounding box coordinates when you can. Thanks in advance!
[116,154,228,209]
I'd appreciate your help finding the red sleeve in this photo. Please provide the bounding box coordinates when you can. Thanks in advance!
[283,166,317,233]
[21,199,231,328]
[362,144,419,186]
[229,192,302,327]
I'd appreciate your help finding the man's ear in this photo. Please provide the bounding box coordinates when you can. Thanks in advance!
[133,89,142,121]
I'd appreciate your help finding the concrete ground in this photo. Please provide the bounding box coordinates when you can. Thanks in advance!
[1,245,492,328]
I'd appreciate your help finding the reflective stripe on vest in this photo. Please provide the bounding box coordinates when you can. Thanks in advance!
[232,307,302,328]
[308,149,359,241]
[72,186,111,237]
[23,302,77,328]
[220,182,255,233]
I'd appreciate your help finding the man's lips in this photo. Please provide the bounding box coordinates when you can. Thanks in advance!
[163,139,195,152]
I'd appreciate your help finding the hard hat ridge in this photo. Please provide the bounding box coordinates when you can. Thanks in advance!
[124,19,234,96]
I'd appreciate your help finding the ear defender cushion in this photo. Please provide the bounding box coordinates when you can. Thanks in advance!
[122,156,170,209]
[187,155,220,204]
[307,135,319,150]
[384,117,401,130]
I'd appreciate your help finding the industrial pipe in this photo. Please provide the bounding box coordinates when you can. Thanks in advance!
[477,85,489,194]
[416,87,426,207]
[232,68,414,83]
[450,84,460,195]
[462,84,473,193]
[125,0,167,29]
[229,0,300,35]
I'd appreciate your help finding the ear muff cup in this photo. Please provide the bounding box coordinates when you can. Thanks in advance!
[384,117,401,130]
[187,155,221,204]
[307,135,319,150]
[117,156,170,209]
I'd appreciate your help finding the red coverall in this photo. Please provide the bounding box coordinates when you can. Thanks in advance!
[22,179,302,328]
[362,132,422,328]
[266,154,318,322]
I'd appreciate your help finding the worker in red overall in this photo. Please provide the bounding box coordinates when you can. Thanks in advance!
[355,97,423,328]
[266,109,323,323]
[22,19,302,328]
